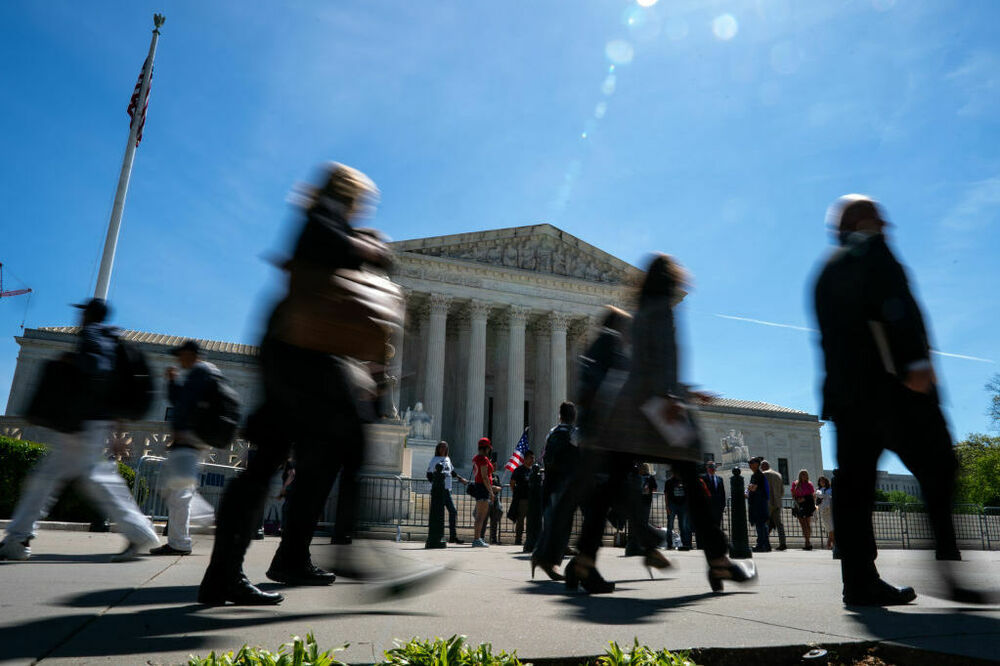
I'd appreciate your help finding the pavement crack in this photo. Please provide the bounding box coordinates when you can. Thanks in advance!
[31,560,178,665]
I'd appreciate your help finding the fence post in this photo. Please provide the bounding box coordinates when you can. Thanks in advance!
[899,503,908,550]
[980,506,987,551]
[728,468,752,559]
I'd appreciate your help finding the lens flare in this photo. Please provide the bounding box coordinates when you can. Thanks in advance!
[637,0,659,6]
[601,74,617,95]
[605,40,635,65]
[594,101,608,119]
[712,14,738,41]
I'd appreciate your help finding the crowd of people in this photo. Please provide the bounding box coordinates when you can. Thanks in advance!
[0,163,990,609]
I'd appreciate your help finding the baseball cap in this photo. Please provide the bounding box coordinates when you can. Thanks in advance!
[477,437,492,450]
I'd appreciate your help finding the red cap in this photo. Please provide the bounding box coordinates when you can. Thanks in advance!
[477,437,492,450]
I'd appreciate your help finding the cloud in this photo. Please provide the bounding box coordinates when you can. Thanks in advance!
[715,313,994,363]
[946,52,1000,117]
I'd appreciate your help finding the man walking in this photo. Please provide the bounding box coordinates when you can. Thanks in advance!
[814,194,966,605]
[0,299,159,562]
[149,340,217,556]
[761,460,786,551]
[700,461,726,529]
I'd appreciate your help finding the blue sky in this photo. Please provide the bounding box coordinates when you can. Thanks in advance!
[1,0,997,474]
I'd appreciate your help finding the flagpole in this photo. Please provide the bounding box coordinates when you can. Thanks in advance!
[93,13,165,300]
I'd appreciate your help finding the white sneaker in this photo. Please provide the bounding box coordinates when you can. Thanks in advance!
[110,538,157,562]
[471,538,489,548]
[0,538,30,561]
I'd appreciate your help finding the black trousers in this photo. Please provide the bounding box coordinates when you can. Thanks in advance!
[443,489,458,537]
[833,391,958,588]
[204,341,366,582]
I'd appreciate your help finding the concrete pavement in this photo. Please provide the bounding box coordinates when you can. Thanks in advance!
[1,529,998,665]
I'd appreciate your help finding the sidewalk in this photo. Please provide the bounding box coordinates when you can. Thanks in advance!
[1,529,998,665]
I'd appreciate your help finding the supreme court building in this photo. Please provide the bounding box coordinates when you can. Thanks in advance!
[2,224,823,484]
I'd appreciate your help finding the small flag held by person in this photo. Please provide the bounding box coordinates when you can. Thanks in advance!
[504,429,530,472]
[126,59,153,146]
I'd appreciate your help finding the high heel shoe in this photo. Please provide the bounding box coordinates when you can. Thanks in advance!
[643,550,672,579]
[707,559,757,593]
[530,555,564,581]
[565,556,615,594]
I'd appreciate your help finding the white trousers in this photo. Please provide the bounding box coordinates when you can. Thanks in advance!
[6,421,158,546]
[160,447,214,550]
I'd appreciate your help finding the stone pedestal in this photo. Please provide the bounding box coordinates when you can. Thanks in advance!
[362,421,411,476]
[405,437,439,479]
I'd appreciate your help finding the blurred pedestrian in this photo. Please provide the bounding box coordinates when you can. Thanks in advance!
[469,438,495,548]
[815,475,834,550]
[663,468,691,550]
[700,461,726,529]
[150,340,218,556]
[508,449,535,545]
[427,441,468,544]
[747,457,770,553]
[791,469,816,550]
[814,194,974,605]
[479,470,504,545]
[0,299,159,563]
[565,255,755,593]
[198,163,399,605]
[760,460,786,551]
[639,463,658,530]
[541,402,578,508]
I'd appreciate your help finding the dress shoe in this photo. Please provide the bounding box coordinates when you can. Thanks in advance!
[936,549,961,561]
[149,543,191,556]
[198,575,284,606]
[843,578,916,606]
[776,544,787,551]
[266,562,336,586]
[330,535,353,545]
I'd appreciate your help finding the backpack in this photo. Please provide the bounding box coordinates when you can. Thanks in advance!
[25,356,87,433]
[192,370,241,448]
[110,340,154,420]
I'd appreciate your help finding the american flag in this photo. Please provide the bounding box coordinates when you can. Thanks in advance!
[504,429,530,472]
[126,59,153,147]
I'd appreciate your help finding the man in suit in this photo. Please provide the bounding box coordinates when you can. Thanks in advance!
[760,460,787,551]
[814,195,964,606]
[700,461,726,530]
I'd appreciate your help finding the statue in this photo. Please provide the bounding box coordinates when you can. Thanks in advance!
[404,401,434,440]
[720,429,750,466]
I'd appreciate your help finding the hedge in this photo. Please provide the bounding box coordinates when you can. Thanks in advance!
[0,435,137,523]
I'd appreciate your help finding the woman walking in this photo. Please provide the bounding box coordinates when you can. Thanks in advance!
[469,438,496,548]
[815,475,834,549]
[562,255,756,594]
[792,470,817,550]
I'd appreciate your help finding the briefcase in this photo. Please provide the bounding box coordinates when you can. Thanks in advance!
[274,266,404,363]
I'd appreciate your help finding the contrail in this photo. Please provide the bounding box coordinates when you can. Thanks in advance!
[713,314,817,333]
[714,313,995,364]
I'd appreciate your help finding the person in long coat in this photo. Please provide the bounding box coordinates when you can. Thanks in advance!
[564,254,756,594]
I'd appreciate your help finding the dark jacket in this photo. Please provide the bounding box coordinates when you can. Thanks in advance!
[664,475,686,507]
[748,470,770,526]
[168,360,219,436]
[814,233,933,421]
[701,472,726,517]
[76,323,119,420]
[543,423,577,492]
[575,326,629,444]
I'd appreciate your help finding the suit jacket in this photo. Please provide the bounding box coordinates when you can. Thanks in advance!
[813,233,933,421]
[701,472,726,517]
[763,469,784,511]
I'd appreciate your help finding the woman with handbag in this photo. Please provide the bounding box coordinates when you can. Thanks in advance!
[568,254,756,594]
[792,470,817,550]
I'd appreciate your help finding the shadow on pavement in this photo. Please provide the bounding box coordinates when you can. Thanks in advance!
[846,607,1000,661]
[5,587,433,661]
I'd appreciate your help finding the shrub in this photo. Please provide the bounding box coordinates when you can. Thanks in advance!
[383,635,523,666]
[599,640,695,666]
[188,632,346,666]
[0,435,136,522]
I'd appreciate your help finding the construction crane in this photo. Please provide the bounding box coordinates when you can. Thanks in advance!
[0,262,32,299]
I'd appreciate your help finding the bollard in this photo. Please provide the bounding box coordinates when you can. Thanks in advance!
[728,467,752,559]
[425,463,447,549]
[522,463,544,553]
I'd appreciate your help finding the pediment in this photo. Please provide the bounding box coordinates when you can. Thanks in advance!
[390,224,638,285]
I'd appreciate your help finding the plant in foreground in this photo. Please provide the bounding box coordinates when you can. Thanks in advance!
[598,639,696,666]
[187,632,347,666]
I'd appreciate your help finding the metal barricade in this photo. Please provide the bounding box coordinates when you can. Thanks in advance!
[131,454,243,521]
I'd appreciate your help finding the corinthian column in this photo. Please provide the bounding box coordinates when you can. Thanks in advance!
[503,305,529,462]
[549,312,571,411]
[423,294,451,441]
[463,300,490,462]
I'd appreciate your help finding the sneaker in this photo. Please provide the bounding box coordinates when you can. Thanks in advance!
[471,538,489,548]
[0,538,30,561]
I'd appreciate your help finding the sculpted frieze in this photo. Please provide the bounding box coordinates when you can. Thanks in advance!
[403,236,627,284]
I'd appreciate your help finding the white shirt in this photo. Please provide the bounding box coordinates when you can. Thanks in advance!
[427,455,455,491]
